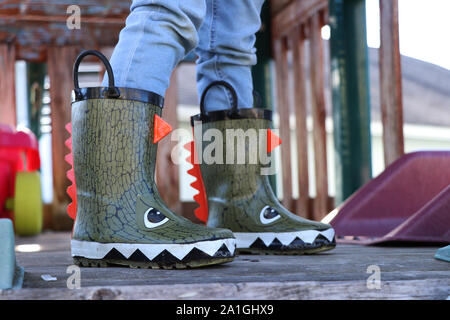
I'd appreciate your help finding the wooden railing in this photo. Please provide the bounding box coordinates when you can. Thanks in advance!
[270,0,404,221]
[271,0,331,221]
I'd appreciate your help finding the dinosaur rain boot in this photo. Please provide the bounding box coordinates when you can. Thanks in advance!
[187,81,335,255]
[67,51,235,269]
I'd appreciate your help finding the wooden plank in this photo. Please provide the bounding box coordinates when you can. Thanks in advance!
[0,14,125,24]
[0,21,123,62]
[274,37,294,210]
[0,1,130,17]
[379,0,404,166]
[156,70,181,213]
[0,43,16,126]
[270,0,294,16]
[4,232,449,299]
[271,0,327,40]
[308,13,329,220]
[47,46,78,230]
[290,26,310,218]
[2,279,449,300]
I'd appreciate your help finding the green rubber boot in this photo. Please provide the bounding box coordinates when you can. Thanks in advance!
[69,51,235,269]
[188,81,335,255]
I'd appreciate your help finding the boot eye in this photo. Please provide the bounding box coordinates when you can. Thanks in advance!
[264,207,279,219]
[144,207,169,228]
[260,206,281,224]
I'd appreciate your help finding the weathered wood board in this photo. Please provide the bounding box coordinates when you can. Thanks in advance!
[1,232,448,300]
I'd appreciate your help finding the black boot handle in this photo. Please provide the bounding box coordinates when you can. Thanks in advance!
[199,81,238,119]
[73,50,120,100]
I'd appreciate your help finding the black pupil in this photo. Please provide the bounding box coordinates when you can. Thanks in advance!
[146,208,165,223]
[263,207,279,219]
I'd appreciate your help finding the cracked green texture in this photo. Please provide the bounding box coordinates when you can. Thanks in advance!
[71,98,233,244]
[196,118,332,233]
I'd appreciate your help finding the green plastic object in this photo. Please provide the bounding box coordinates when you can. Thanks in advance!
[435,245,450,263]
[27,62,46,140]
[329,0,373,204]
[0,219,24,290]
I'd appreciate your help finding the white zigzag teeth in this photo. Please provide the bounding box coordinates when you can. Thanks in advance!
[234,228,335,249]
[71,238,235,261]
[114,244,137,259]
[233,233,259,249]
[275,233,298,246]
[138,245,170,261]
[195,240,224,257]
[259,233,276,247]
[298,230,320,244]
[321,228,335,242]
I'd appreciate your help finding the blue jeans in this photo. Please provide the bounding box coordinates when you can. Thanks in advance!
[103,0,265,111]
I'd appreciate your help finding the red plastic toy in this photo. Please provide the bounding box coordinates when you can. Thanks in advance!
[0,123,42,235]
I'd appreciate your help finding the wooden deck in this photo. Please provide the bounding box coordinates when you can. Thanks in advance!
[1,232,449,300]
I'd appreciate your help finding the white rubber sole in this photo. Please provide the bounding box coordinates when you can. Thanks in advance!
[234,228,335,249]
[71,238,236,261]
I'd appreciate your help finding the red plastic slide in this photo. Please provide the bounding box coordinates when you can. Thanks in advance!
[325,151,450,244]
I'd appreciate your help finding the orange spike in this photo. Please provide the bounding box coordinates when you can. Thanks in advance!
[153,114,172,143]
[267,129,282,153]
[184,140,209,223]
[65,122,77,221]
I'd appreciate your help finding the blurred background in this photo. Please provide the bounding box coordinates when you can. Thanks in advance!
[0,0,449,233]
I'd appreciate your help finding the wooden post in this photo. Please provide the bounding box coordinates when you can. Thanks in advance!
[0,43,16,126]
[47,46,78,230]
[290,26,311,218]
[309,13,329,220]
[274,37,294,210]
[379,0,404,166]
[156,69,181,214]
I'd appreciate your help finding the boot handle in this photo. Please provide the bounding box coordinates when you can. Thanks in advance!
[73,50,120,100]
[200,81,238,119]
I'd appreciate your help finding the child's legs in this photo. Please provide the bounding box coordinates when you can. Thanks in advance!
[196,0,266,111]
[102,0,206,97]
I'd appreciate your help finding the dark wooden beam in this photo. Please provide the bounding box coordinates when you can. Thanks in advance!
[290,26,311,218]
[0,1,130,17]
[0,1,129,62]
[47,46,78,230]
[0,43,16,126]
[274,37,294,210]
[309,12,329,220]
[156,70,181,214]
[271,0,327,40]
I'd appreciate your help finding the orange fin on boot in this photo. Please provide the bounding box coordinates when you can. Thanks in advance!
[267,129,282,153]
[65,122,77,220]
[153,114,172,143]
[184,141,208,223]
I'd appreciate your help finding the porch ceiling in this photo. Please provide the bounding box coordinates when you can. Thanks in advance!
[0,0,130,62]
